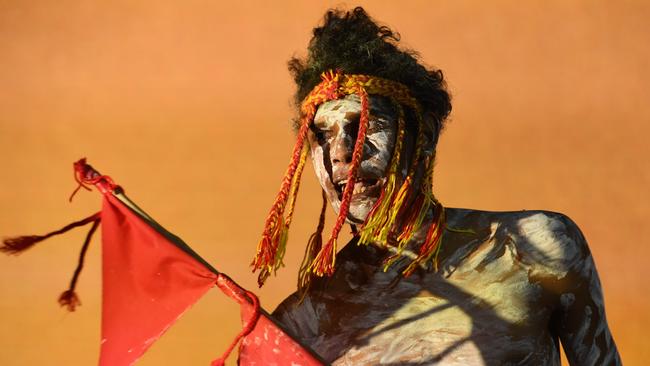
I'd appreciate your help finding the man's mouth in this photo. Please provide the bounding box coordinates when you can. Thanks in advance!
[334,178,382,200]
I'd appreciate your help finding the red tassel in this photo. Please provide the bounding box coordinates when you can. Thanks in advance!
[396,193,425,244]
[1,212,101,255]
[402,205,445,277]
[311,86,371,276]
[3,212,101,312]
[56,217,100,312]
[58,290,81,312]
[310,238,337,277]
[1,235,44,255]
[252,113,312,285]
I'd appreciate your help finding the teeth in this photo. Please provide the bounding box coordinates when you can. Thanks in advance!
[352,183,368,195]
[337,179,378,195]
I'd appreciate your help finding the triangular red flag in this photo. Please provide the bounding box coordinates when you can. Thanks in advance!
[99,193,218,365]
[239,304,324,365]
[215,274,325,366]
[3,159,326,365]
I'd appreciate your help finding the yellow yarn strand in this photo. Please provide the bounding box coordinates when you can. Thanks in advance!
[401,206,446,276]
[420,208,447,270]
[285,144,309,227]
[358,102,406,246]
[396,155,436,247]
[272,143,309,273]
[378,110,426,242]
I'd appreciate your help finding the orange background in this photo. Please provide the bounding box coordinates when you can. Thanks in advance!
[1,1,648,365]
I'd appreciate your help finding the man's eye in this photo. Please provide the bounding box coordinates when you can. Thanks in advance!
[311,125,328,142]
[315,130,330,143]
[367,119,389,134]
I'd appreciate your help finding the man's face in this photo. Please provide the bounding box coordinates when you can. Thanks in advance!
[308,94,398,223]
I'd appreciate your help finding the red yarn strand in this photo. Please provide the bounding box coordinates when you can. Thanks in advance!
[212,273,261,366]
[58,216,101,311]
[311,87,371,276]
[252,113,312,283]
[1,212,101,255]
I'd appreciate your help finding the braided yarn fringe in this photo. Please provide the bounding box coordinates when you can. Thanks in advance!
[253,70,446,286]
[310,86,371,276]
[402,203,445,277]
[297,190,327,299]
[358,102,405,246]
[252,114,311,286]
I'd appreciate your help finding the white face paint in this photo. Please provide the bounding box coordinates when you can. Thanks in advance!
[308,94,398,223]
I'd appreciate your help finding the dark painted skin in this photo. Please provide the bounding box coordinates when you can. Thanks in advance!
[274,209,621,365]
[273,96,621,365]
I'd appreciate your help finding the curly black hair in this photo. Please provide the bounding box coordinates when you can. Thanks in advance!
[289,7,451,143]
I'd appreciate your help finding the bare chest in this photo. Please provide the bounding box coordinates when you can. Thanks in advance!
[323,255,556,364]
[273,211,574,365]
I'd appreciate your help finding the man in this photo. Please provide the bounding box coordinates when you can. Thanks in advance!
[253,7,621,365]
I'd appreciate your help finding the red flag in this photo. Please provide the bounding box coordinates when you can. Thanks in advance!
[3,159,325,365]
[239,305,324,365]
[99,193,218,365]
[215,274,325,366]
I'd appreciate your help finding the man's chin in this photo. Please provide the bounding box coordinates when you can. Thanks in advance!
[327,192,380,224]
[345,198,379,224]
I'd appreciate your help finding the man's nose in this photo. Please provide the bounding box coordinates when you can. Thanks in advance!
[330,133,353,165]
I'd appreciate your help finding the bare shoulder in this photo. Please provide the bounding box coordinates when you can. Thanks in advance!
[446,207,592,281]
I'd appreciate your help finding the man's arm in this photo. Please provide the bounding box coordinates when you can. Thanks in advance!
[552,218,622,365]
